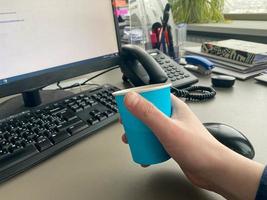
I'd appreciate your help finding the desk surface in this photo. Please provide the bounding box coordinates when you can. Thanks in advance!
[0,69,266,200]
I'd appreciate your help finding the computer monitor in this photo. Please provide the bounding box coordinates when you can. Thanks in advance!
[0,0,120,110]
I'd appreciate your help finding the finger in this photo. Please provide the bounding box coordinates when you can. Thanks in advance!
[121,134,128,144]
[124,92,175,143]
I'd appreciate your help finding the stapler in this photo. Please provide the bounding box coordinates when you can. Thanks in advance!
[181,55,214,75]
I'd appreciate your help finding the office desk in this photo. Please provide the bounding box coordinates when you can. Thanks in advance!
[0,69,266,200]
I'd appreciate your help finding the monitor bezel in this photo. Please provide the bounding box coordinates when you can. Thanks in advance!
[0,0,122,98]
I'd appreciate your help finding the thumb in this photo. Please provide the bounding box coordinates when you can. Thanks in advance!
[124,92,175,144]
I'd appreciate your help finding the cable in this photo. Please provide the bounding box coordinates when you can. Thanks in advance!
[171,85,216,102]
[56,82,100,90]
[56,81,63,90]
[56,66,119,90]
[81,66,119,85]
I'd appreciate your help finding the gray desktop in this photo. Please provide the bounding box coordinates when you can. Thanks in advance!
[1,70,266,200]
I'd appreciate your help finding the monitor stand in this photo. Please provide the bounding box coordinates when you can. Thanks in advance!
[0,89,73,119]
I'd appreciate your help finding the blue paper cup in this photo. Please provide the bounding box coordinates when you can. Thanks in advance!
[113,83,172,165]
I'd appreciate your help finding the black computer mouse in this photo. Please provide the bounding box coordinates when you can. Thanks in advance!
[203,123,255,159]
[211,75,236,88]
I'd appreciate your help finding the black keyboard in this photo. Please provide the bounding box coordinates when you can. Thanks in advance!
[0,84,119,183]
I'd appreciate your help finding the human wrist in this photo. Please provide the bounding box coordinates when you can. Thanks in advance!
[212,146,264,200]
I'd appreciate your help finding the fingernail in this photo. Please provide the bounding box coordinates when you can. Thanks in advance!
[124,92,140,108]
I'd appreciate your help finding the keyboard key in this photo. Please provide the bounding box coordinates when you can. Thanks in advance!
[104,110,114,117]
[91,101,98,106]
[87,118,99,125]
[90,110,101,116]
[71,104,79,110]
[61,111,78,122]
[97,113,107,121]
[0,144,38,171]
[50,131,71,144]
[0,149,8,156]
[49,107,64,114]
[83,104,91,109]
[8,144,18,153]
[67,122,89,135]
[74,107,83,113]
[35,137,53,151]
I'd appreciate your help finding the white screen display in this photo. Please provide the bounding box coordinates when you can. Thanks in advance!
[0,0,118,81]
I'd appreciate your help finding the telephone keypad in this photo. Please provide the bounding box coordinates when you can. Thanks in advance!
[149,49,198,88]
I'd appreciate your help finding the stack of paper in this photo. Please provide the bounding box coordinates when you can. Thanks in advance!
[201,39,267,65]
[185,46,267,80]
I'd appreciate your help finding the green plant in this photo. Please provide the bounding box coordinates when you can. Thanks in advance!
[169,0,225,24]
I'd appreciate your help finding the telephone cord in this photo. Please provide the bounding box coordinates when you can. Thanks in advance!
[171,85,216,102]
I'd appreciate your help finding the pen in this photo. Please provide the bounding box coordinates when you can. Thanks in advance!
[167,25,175,58]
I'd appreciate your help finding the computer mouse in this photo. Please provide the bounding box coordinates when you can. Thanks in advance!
[203,122,255,159]
[211,75,236,88]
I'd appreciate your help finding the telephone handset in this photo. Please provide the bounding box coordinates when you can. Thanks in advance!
[120,45,168,86]
[120,44,198,88]
[120,45,216,101]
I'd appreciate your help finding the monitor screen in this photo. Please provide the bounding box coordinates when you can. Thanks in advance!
[0,0,120,96]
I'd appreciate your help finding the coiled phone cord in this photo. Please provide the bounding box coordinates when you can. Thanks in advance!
[171,85,216,102]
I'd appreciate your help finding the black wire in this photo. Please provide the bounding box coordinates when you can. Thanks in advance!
[57,82,100,90]
[56,81,63,89]
[57,66,119,90]
[81,66,119,85]
[171,85,216,102]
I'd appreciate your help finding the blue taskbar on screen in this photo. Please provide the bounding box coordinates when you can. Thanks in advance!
[0,53,119,86]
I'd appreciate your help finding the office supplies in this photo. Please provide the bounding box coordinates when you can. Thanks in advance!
[113,0,127,7]
[151,22,162,49]
[0,84,119,183]
[167,25,175,58]
[185,46,267,80]
[183,55,214,74]
[212,67,267,80]
[175,23,187,58]
[204,123,255,159]
[120,44,216,101]
[113,83,171,165]
[161,3,170,30]
[160,28,167,54]
[150,3,175,58]
[211,75,236,88]
[150,32,158,49]
[254,73,267,84]
[186,46,267,69]
[114,8,128,17]
[184,55,214,71]
[201,39,267,65]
